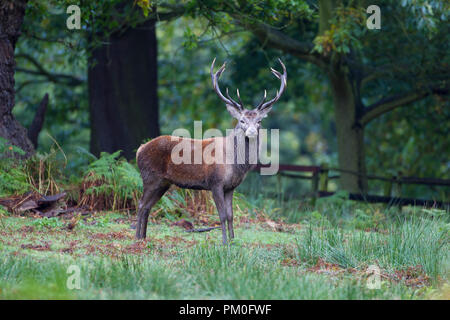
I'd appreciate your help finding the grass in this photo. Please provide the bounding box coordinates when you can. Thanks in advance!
[0,141,448,299]
[0,201,448,300]
[296,218,448,277]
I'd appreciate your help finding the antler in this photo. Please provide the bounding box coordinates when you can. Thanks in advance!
[210,58,243,111]
[257,58,287,111]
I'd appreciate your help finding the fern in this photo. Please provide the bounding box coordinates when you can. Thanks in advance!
[82,151,143,210]
[0,167,31,197]
[0,139,31,196]
[0,137,25,158]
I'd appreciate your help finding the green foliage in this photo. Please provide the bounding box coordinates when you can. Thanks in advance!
[313,6,366,55]
[24,149,66,195]
[0,205,8,228]
[348,208,386,230]
[83,151,143,210]
[0,137,26,158]
[0,139,68,197]
[182,26,199,49]
[0,164,31,198]
[31,217,64,230]
[0,139,31,197]
[400,0,449,35]
[79,214,114,229]
[154,189,186,220]
[365,100,450,198]
[10,0,449,203]
[136,0,152,17]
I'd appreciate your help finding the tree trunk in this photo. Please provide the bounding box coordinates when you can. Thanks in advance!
[318,0,367,193]
[0,0,34,156]
[329,65,368,194]
[88,19,160,160]
[28,93,49,148]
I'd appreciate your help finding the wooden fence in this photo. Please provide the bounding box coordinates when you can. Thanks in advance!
[253,164,450,209]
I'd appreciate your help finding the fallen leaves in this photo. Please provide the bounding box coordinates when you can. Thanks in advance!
[0,191,90,218]
[21,242,51,251]
[90,231,131,240]
[389,266,431,288]
[64,214,82,231]
[19,225,34,233]
[265,219,283,232]
[171,219,194,230]
[170,218,220,233]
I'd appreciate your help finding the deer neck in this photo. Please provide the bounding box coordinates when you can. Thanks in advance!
[225,127,260,173]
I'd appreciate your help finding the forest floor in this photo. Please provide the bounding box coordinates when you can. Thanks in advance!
[0,207,448,299]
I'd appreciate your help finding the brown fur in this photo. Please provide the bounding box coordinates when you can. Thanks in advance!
[134,132,254,244]
[136,135,229,190]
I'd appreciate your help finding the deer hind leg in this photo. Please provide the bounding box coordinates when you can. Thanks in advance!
[211,187,228,245]
[224,190,235,241]
[136,181,170,240]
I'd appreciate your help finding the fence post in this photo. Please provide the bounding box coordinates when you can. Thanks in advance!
[319,162,329,192]
[277,173,282,202]
[383,175,393,197]
[395,171,403,197]
[311,170,319,206]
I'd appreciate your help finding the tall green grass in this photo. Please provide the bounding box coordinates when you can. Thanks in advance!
[295,216,449,279]
[0,255,74,299]
[181,244,420,299]
[0,245,418,300]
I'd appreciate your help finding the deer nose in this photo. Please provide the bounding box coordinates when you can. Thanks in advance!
[245,127,258,138]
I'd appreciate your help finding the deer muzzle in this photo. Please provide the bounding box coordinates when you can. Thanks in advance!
[245,127,258,138]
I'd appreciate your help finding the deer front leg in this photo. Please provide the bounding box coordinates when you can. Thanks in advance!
[136,188,152,239]
[224,190,235,241]
[136,205,148,240]
[211,187,228,245]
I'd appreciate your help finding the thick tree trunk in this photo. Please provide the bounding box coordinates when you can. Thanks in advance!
[88,19,160,160]
[0,0,34,156]
[329,66,368,194]
[318,0,367,193]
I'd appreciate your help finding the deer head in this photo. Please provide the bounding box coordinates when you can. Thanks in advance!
[210,58,287,138]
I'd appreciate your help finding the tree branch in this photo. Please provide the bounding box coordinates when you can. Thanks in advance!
[28,93,49,148]
[151,3,325,68]
[154,4,186,22]
[130,4,186,26]
[359,85,449,126]
[15,79,49,94]
[22,31,74,48]
[15,67,85,86]
[235,19,326,69]
[15,53,85,86]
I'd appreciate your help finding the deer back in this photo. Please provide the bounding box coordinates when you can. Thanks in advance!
[136,135,229,190]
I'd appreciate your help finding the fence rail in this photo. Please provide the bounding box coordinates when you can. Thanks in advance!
[253,164,449,209]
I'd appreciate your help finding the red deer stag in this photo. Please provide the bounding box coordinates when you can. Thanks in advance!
[135,58,287,244]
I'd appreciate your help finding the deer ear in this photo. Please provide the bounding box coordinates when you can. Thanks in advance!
[226,104,242,119]
[259,106,272,118]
